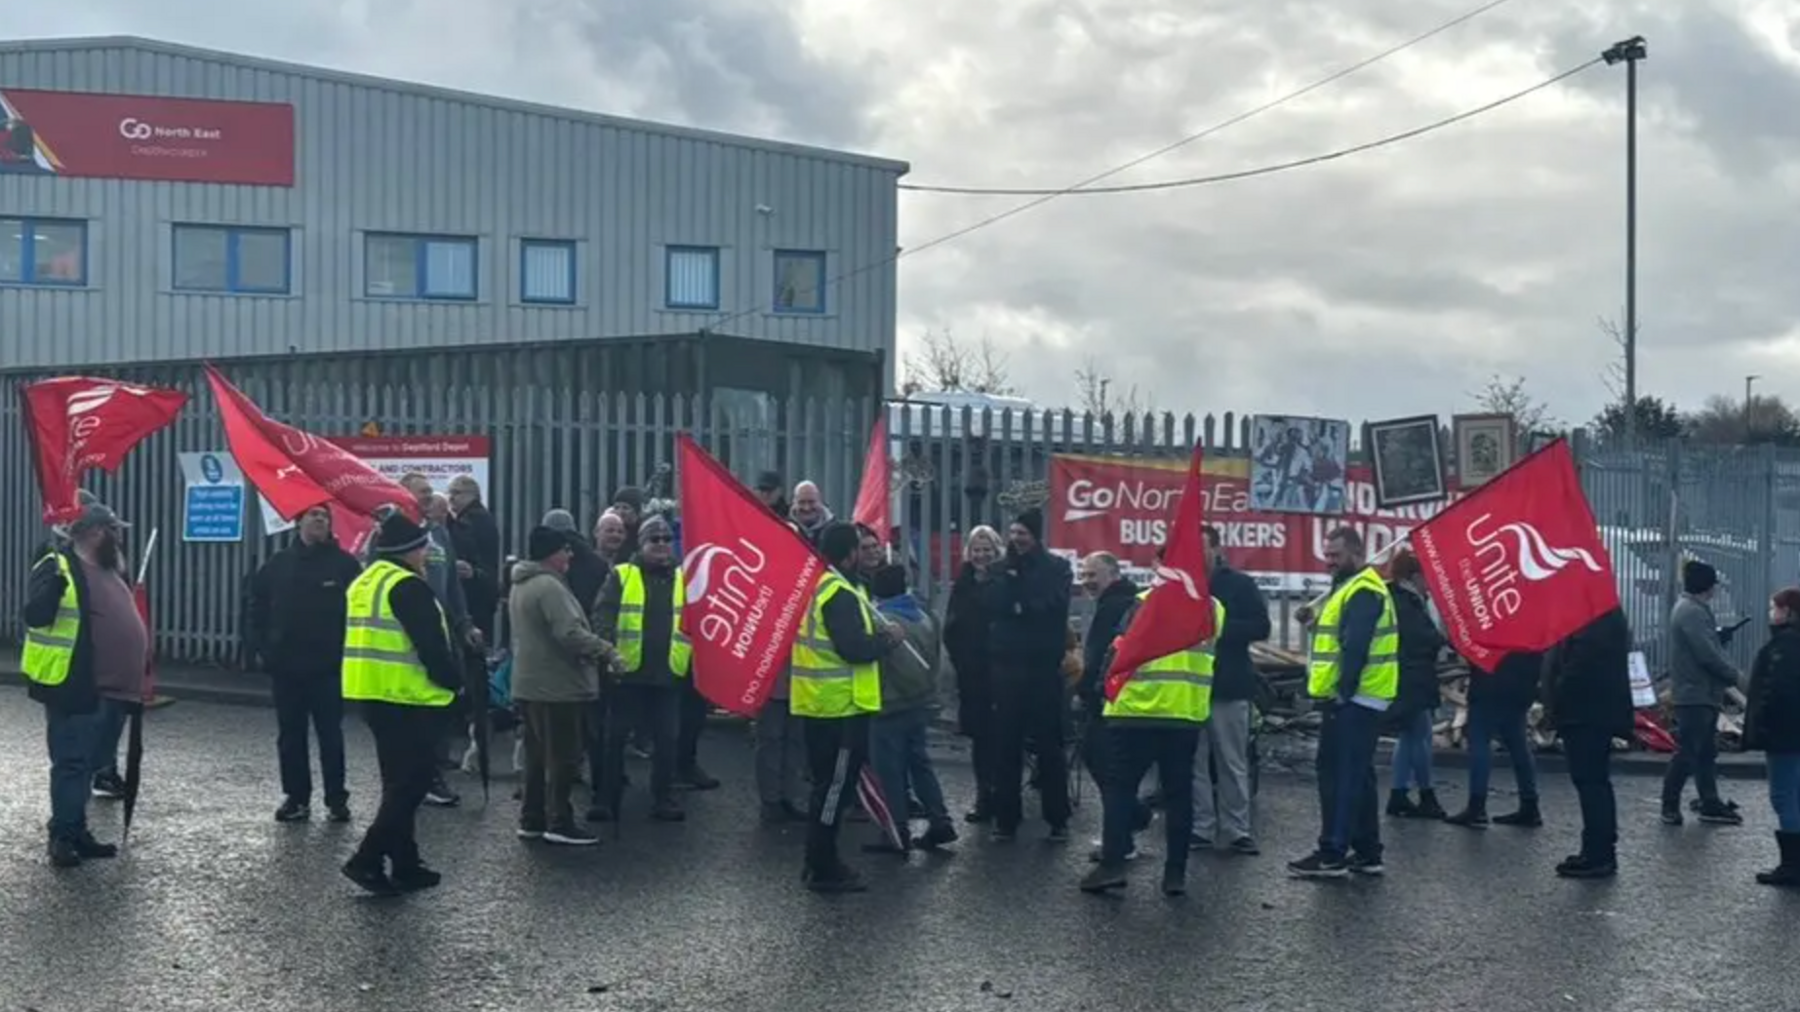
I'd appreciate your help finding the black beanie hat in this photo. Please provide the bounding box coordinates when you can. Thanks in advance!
[1683,559,1718,595]
[375,511,430,556]
[818,521,860,567]
[611,486,646,511]
[1014,507,1044,542]
[527,525,570,562]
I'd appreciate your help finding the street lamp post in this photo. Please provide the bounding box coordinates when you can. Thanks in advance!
[1603,36,1648,451]
[1747,375,1760,441]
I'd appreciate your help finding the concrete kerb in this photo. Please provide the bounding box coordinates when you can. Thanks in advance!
[0,659,1769,781]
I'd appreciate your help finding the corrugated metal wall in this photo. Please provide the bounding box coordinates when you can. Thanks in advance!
[0,39,903,369]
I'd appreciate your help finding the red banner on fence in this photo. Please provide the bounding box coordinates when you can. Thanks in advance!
[1047,452,1456,595]
[0,89,294,186]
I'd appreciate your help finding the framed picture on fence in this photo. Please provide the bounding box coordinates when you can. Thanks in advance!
[1453,413,1517,489]
[1248,414,1351,514]
[1366,414,1446,508]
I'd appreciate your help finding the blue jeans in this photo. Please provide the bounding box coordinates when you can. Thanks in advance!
[92,697,130,777]
[1390,709,1434,792]
[45,706,101,840]
[1768,753,1800,832]
[1467,699,1538,802]
[868,707,951,836]
[1317,703,1382,861]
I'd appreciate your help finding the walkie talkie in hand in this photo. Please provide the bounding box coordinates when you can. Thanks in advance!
[1718,617,1753,647]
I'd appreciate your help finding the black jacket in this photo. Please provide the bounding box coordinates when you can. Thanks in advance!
[387,574,465,694]
[1745,624,1800,754]
[247,538,364,678]
[982,546,1072,676]
[1544,607,1634,738]
[1080,579,1139,702]
[565,537,610,615]
[944,564,995,728]
[21,549,100,715]
[820,566,890,665]
[1390,581,1445,717]
[1471,649,1541,710]
[592,558,681,686]
[451,502,502,638]
[1211,565,1272,702]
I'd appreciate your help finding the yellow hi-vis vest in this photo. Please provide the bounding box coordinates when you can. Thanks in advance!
[1308,566,1400,708]
[1103,592,1226,724]
[615,563,693,677]
[21,552,81,687]
[341,559,455,708]
[789,570,881,719]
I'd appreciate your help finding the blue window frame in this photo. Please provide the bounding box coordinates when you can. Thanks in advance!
[520,239,576,304]
[173,224,291,294]
[364,232,477,300]
[666,246,720,310]
[0,217,87,287]
[772,249,825,314]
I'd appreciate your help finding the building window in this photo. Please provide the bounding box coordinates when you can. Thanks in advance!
[365,233,477,300]
[173,225,291,294]
[666,246,720,310]
[0,217,86,286]
[772,249,825,314]
[520,239,575,304]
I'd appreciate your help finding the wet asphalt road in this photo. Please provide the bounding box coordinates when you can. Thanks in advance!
[1,689,1797,1012]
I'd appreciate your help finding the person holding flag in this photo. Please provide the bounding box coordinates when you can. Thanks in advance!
[1288,526,1397,880]
[20,499,146,869]
[339,511,466,896]
[792,521,904,893]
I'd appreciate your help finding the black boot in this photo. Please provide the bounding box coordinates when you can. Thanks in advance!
[1492,797,1543,828]
[1386,790,1417,818]
[1444,797,1488,829]
[1414,789,1448,820]
[1756,832,1800,887]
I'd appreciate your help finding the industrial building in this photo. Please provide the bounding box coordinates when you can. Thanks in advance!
[0,35,907,403]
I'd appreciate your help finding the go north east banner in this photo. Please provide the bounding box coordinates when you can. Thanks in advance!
[1047,452,1457,596]
[0,88,294,186]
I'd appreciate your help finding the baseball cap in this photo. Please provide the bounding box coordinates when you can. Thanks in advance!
[69,501,129,534]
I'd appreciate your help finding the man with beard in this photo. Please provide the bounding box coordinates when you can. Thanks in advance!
[21,500,146,868]
[1288,526,1397,879]
[855,524,886,588]
[248,504,363,823]
[984,508,1074,843]
[790,481,833,545]
[340,511,466,895]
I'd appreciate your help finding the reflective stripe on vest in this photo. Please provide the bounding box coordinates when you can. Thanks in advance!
[21,552,81,687]
[1307,567,1400,709]
[615,563,693,677]
[341,559,455,708]
[1103,595,1226,724]
[788,571,881,719]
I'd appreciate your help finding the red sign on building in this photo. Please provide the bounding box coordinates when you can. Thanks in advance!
[0,88,294,186]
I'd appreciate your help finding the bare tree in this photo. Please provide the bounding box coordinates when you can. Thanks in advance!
[1072,357,1146,418]
[1686,393,1800,446]
[901,329,1017,396]
[1471,374,1560,435]
[1596,315,1633,403]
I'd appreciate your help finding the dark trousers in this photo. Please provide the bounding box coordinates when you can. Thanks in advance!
[991,672,1071,832]
[676,679,709,772]
[962,684,1000,814]
[1662,704,1722,809]
[1563,724,1617,863]
[1316,703,1382,862]
[1101,724,1199,871]
[802,715,869,877]
[520,700,588,830]
[44,706,99,841]
[272,670,347,806]
[352,703,440,872]
[601,684,680,809]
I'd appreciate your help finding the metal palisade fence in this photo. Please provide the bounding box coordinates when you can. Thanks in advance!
[3,383,1798,674]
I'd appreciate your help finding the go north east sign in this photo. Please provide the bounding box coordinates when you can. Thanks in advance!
[0,88,294,186]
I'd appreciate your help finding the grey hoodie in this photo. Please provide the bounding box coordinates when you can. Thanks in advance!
[1668,593,1741,708]
[367,522,471,636]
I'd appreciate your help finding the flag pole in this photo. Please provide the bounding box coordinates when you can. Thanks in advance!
[122,525,160,851]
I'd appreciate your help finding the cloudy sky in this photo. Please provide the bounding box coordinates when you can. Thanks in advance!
[17,0,1800,429]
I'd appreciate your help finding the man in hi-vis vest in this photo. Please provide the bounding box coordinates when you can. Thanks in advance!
[790,521,902,893]
[1288,526,1399,880]
[1081,592,1226,898]
[340,511,466,896]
